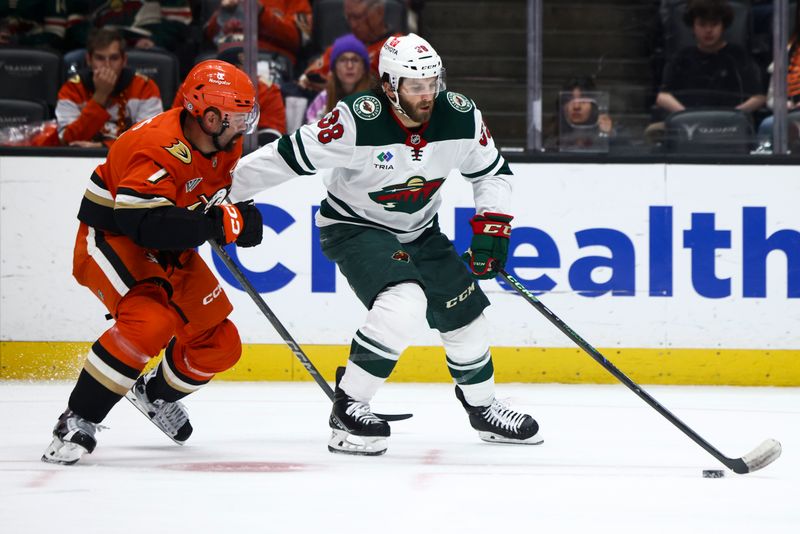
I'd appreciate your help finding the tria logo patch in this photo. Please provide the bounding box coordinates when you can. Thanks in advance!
[374,151,394,170]
[368,176,445,213]
[186,177,203,193]
[391,250,410,263]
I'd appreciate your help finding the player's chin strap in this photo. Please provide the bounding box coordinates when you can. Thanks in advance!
[387,91,412,120]
[196,115,230,152]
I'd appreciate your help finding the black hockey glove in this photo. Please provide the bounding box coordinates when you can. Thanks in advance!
[230,200,263,247]
[209,201,263,248]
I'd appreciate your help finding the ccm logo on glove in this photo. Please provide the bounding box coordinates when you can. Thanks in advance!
[212,201,264,247]
[220,204,242,241]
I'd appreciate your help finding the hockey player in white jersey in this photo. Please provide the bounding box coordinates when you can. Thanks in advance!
[232,33,542,455]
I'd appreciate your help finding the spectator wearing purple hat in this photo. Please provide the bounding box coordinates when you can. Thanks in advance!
[305,34,376,123]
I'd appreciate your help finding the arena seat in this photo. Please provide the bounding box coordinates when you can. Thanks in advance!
[664,109,754,153]
[125,49,180,111]
[0,99,49,127]
[0,48,62,110]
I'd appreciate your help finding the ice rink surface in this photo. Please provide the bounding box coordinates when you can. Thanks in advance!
[1,380,797,533]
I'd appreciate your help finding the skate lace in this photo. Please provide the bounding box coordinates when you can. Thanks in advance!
[482,399,527,434]
[66,414,107,437]
[152,399,189,433]
[345,400,383,425]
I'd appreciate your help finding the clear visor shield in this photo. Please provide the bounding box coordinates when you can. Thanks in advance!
[398,69,447,97]
[222,104,260,135]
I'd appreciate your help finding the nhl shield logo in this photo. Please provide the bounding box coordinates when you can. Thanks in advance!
[447,92,473,113]
[391,250,410,263]
[353,95,382,120]
[410,134,421,145]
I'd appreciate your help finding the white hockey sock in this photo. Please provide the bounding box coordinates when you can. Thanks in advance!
[441,314,496,407]
[341,282,427,402]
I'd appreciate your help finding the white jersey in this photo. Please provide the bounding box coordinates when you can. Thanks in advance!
[231,90,512,243]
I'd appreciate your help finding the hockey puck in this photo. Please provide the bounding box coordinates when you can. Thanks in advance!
[702,469,725,478]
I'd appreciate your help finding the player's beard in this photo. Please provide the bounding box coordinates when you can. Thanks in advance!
[213,131,243,152]
[399,93,435,124]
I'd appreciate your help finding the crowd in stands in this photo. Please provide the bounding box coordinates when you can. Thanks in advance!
[0,0,797,154]
[0,0,416,148]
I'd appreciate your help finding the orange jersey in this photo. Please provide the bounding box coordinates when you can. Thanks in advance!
[56,68,163,148]
[77,107,241,244]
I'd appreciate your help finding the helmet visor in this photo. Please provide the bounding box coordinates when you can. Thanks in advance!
[222,104,260,135]
[399,71,446,96]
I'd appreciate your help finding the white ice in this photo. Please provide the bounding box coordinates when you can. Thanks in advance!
[1,381,797,533]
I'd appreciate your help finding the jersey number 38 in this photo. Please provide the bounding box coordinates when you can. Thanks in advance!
[317,110,344,144]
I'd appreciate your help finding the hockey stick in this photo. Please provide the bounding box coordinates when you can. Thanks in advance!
[497,268,781,474]
[210,240,412,421]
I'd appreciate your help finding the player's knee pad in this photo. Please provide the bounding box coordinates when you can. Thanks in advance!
[179,319,242,375]
[361,282,428,353]
[440,313,490,364]
[110,282,175,357]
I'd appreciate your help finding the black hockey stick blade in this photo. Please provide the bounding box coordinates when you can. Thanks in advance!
[211,241,413,422]
[498,267,782,475]
[378,412,413,421]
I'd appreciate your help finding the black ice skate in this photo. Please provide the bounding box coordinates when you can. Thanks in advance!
[42,409,102,465]
[328,367,390,456]
[125,369,193,444]
[455,385,543,445]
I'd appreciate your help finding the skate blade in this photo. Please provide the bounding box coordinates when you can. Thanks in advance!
[41,437,88,465]
[478,431,544,445]
[328,429,388,456]
[124,391,187,446]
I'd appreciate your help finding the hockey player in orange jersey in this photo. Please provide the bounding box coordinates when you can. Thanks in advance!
[42,60,264,465]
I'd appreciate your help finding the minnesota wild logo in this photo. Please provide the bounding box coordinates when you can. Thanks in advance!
[353,95,381,120]
[368,176,445,214]
[447,92,473,113]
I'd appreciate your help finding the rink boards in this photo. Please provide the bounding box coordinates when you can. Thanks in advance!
[0,156,797,385]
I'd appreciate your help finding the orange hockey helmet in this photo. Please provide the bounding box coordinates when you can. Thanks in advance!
[182,60,259,134]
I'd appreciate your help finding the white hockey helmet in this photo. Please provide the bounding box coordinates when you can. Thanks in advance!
[379,33,446,101]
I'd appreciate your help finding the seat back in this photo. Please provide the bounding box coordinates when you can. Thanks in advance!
[0,48,62,109]
[665,109,754,153]
[0,99,49,128]
[125,49,180,110]
[663,0,751,60]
